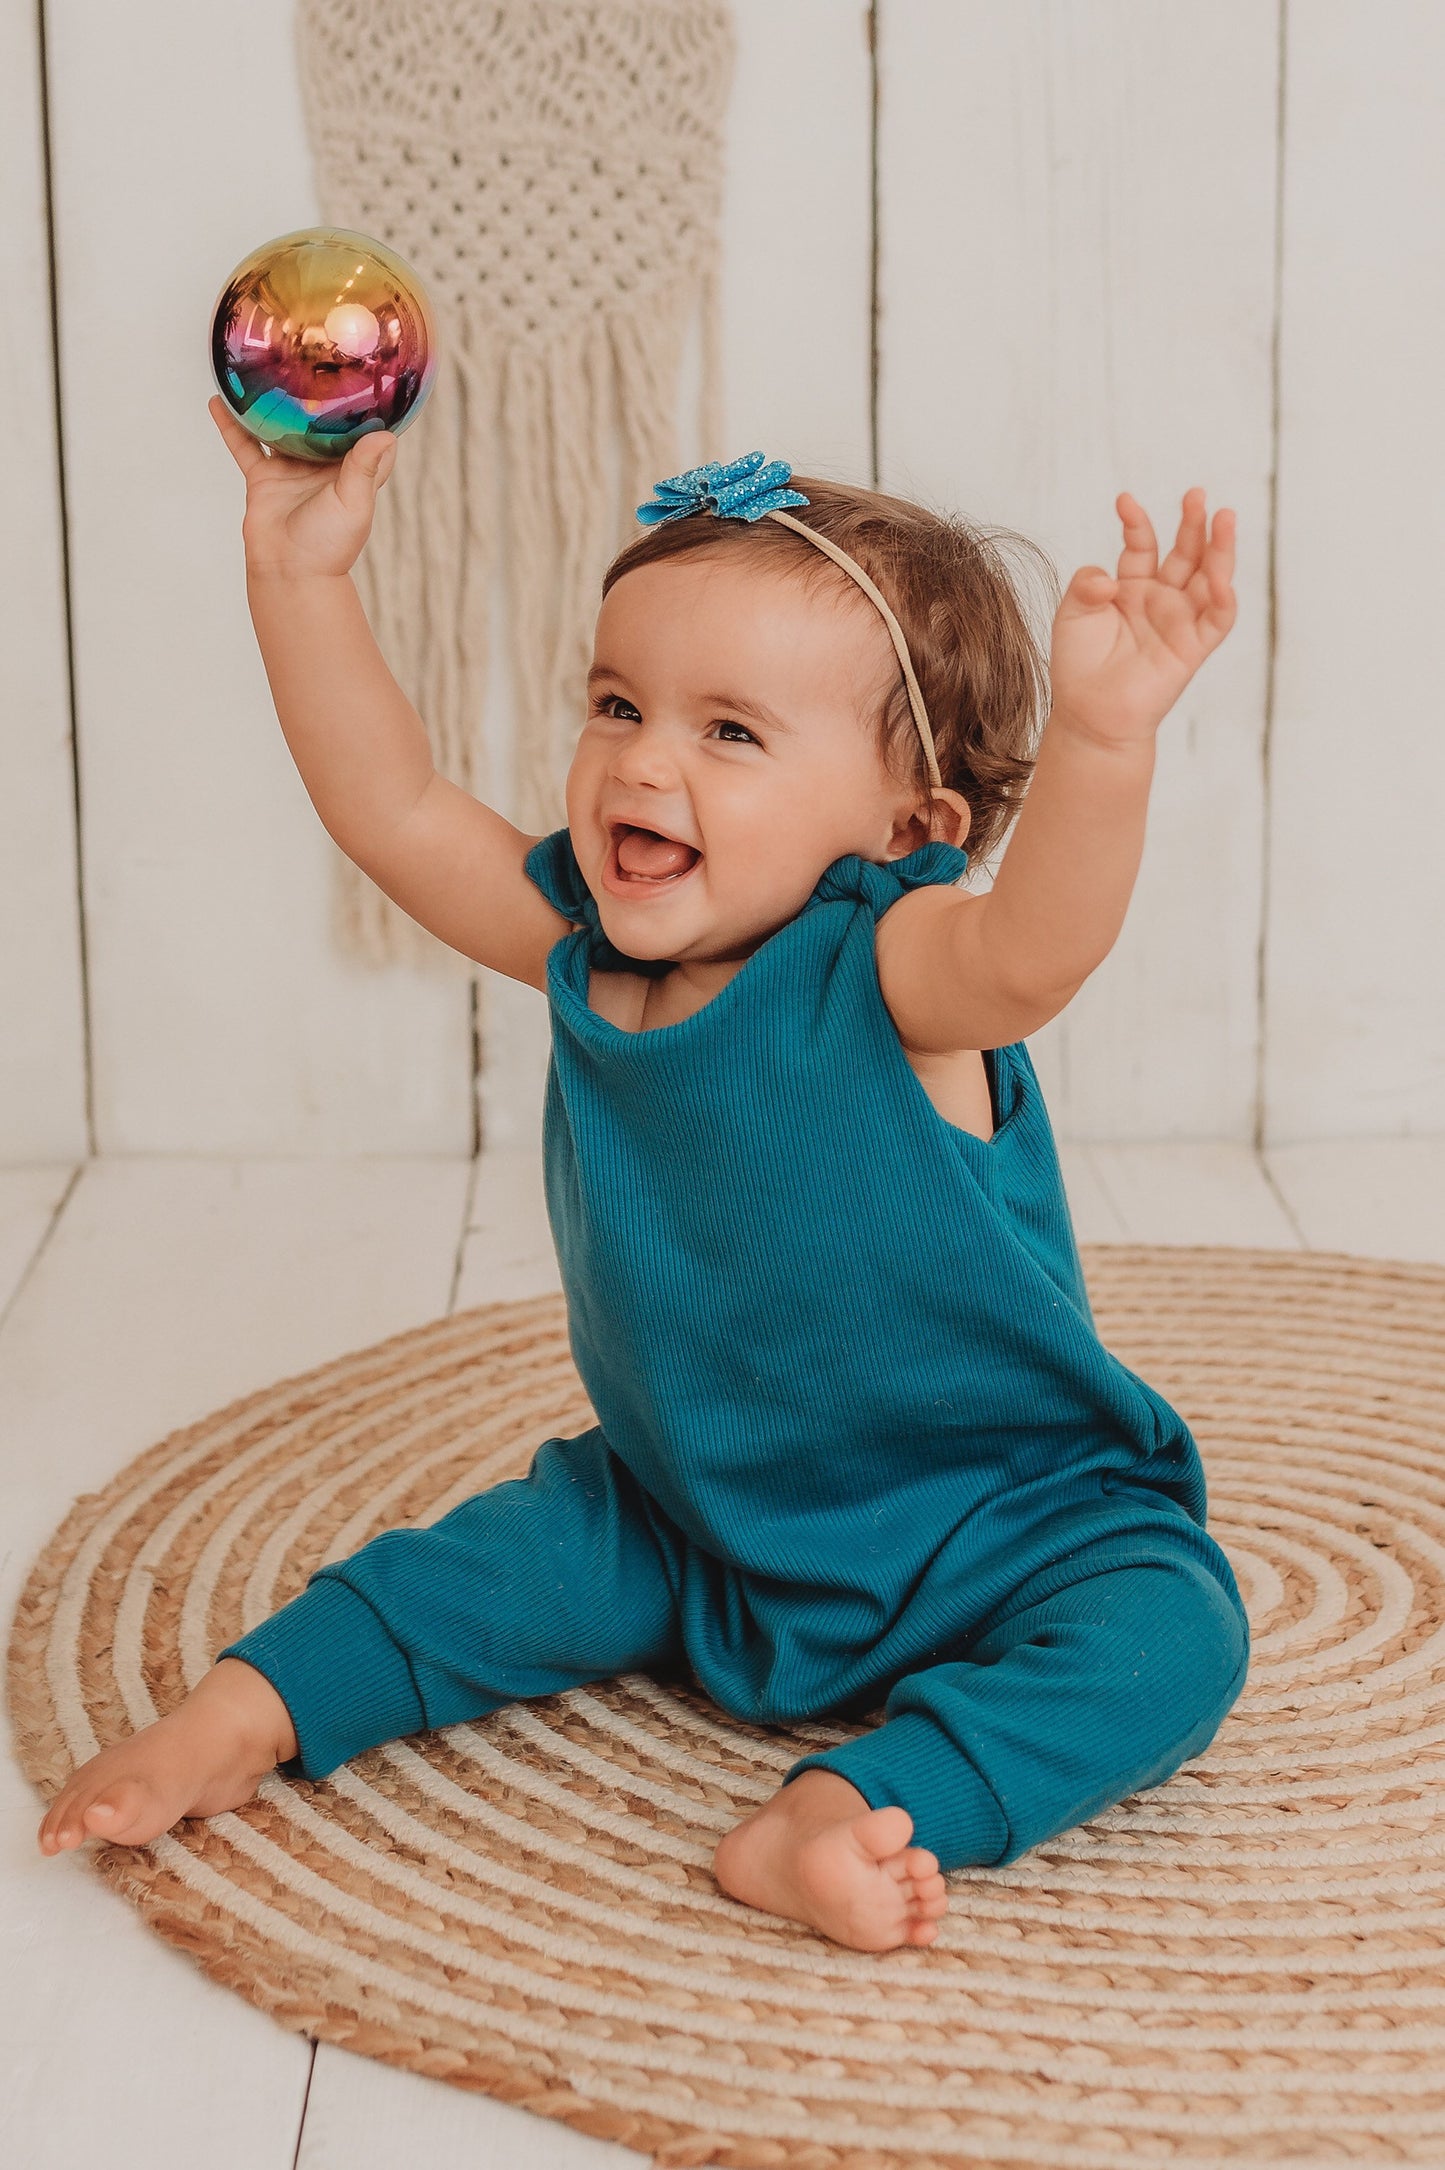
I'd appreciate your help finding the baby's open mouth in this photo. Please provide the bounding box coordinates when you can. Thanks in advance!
[607,823,703,887]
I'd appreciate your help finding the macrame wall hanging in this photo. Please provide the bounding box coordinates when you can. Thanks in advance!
[293,0,736,967]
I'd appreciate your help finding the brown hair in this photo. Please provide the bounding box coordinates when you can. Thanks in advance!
[598,474,1058,874]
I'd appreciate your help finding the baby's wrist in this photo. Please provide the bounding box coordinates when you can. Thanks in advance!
[1046,703,1159,757]
[244,563,352,586]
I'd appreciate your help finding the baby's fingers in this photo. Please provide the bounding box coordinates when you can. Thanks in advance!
[331,431,397,520]
[1115,492,1159,581]
[1060,563,1119,612]
[209,394,272,478]
[1206,505,1236,593]
[1157,487,1209,590]
[1188,507,1238,644]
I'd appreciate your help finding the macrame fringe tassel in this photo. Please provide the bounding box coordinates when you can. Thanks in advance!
[290,0,738,973]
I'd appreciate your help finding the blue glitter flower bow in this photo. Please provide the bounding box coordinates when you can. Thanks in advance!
[635,449,810,526]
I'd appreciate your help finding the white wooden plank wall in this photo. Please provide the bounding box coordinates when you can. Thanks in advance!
[41,0,474,1156]
[877,0,1280,1141]
[7,1,1443,1162]
[0,0,88,1161]
[1266,3,1445,1138]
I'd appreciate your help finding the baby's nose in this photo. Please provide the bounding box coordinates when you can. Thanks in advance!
[611,731,681,788]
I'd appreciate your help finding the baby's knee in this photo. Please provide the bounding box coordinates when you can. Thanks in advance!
[986,1556,1248,1860]
[1134,1555,1249,1709]
[1101,1555,1250,1788]
[988,1549,1248,1797]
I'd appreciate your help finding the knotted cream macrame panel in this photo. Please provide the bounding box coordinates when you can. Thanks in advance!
[294,0,736,966]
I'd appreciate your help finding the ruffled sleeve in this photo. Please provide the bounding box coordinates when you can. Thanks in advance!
[522,827,675,976]
[811,840,970,920]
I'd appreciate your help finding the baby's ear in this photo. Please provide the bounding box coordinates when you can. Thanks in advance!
[928,789,971,850]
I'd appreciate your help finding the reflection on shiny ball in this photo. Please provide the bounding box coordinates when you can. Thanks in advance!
[209,227,437,463]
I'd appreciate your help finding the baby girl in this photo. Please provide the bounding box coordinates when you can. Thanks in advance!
[39,408,1246,1955]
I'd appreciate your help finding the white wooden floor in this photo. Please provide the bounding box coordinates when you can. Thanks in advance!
[4,1141,1445,2170]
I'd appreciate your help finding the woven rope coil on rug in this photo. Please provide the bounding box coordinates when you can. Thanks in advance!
[292,0,736,966]
[10,1244,1445,2169]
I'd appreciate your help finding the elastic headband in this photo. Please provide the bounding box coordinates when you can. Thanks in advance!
[635,451,942,790]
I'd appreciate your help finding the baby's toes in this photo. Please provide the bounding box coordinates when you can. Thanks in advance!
[856,1805,914,1860]
[37,1805,69,1855]
[39,1784,97,1854]
[903,1844,939,1880]
[82,1778,160,1845]
[910,1873,949,1920]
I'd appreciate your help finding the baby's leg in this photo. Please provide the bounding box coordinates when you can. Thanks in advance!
[717,1537,1247,1948]
[38,1656,296,1854]
[777,1537,1249,1878]
[38,1428,686,1854]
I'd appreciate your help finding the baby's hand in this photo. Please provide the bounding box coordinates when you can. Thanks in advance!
[209,394,398,580]
[1048,488,1237,749]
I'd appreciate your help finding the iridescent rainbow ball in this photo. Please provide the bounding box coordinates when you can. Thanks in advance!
[209,227,437,463]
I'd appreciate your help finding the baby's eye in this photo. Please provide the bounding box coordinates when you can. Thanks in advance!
[712,720,758,745]
[594,694,640,721]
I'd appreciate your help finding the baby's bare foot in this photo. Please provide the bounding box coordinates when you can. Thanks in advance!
[713,1768,949,1952]
[37,1658,298,1855]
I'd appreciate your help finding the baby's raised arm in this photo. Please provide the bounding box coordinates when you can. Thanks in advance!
[210,398,569,984]
[879,488,1236,1054]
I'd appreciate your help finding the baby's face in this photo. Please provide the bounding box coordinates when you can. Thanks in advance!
[567,552,929,967]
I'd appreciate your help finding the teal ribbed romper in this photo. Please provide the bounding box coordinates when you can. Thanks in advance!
[223,831,1250,1870]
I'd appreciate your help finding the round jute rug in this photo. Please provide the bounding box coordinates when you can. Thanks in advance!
[9,1244,1445,2169]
